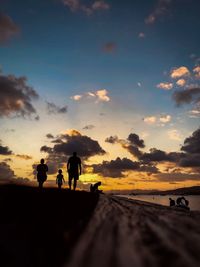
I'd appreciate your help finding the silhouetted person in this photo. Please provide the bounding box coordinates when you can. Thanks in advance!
[90,182,102,193]
[37,159,48,189]
[176,196,190,210]
[67,152,81,191]
[169,198,175,207]
[56,169,65,189]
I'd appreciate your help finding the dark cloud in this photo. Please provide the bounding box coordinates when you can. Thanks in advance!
[0,73,39,118]
[91,157,158,178]
[0,143,12,155]
[179,154,200,167]
[92,157,140,178]
[46,133,54,139]
[127,133,145,148]
[40,145,53,154]
[0,13,20,44]
[38,130,106,175]
[82,125,95,130]
[46,102,68,115]
[181,128,200,154]
[173,87,200,106]
[0,162,15,180]
[52,131,106,158]
[105,135,119,144]
[103,42,116,53]
[124,145,143,158]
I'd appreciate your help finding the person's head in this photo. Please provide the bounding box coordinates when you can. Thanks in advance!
[58,169,62,174]
[73,152,77,157]
[40,158,44,164]
[97,181,101,186]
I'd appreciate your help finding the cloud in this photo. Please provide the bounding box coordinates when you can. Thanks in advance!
[91,157,158,178]
[138,32,145,39]
[145,0,172,25]
[167,129,182,141]
[157,82,173,90]
[181,128,200,154]
[154,172,200,182]
[71,89,110,102]
[46,102,68,115]
[105,133,145,158]
[0,72,39,118]
[0,142,12,155]
[91,157,141,178]
[173,86,200,106]
[170,66,190,79]
[105,135,119,144]
[143,116,157,124]
[0,162,15,180]
[82,125,95,130]
[159,115,171,123]
[176,79,186,87]
[46,133,54,139]
[62,0,110,15]
[127,133,145,148]
[103,42,116,53]
[70,95,82,101]
[0,13,20,44]
[193,66,200,79]
[15,154,32,160]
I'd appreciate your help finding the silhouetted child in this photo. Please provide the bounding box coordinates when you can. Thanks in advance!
[56,169,65,189]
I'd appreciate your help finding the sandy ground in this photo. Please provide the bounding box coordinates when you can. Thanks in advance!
[65,195,200,267]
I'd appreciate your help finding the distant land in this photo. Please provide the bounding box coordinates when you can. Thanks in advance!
[109,186,200,196]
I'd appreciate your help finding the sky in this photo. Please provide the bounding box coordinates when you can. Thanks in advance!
[0,0,200,191]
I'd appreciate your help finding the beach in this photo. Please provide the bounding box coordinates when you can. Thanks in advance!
[1,185,200,267]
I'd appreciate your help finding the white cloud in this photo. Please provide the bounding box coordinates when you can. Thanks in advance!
[70,94,82,101]
[143,116,157,124]
[137,82,142,87]
[167,129,182,141]
[176,79,186,87]
[159,115,171,123]
[157,82,173,90]
[170,66,190,79]
[71,89,110,102]
[96,89,110,102]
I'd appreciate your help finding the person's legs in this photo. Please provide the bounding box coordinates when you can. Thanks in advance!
[73,179,77,191]
[68,178,72,190]
[39,180,43,189]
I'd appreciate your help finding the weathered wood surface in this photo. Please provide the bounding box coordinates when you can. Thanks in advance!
[65,195,200,267]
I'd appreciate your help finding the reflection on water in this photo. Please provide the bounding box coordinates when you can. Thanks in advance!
[120,195,200,211]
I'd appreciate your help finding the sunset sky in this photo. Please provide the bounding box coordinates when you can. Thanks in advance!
[0,0,200,191]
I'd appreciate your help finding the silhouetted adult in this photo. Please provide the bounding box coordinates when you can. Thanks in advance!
[90,182,102,193]
[67,152,81,191]
[37,159,48,189]
[169,198,175,207]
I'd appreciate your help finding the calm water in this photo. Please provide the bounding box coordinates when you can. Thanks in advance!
[119,195,200,211]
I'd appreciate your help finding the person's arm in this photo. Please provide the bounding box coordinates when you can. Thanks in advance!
[79,159,82,175]
[67,159,70,172]
[56,176,58,184]
[62,175,65,183]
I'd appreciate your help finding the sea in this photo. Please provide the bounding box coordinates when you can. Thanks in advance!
[119,195,200,211]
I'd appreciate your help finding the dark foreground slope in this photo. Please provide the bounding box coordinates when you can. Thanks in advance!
[0,185,98,267]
